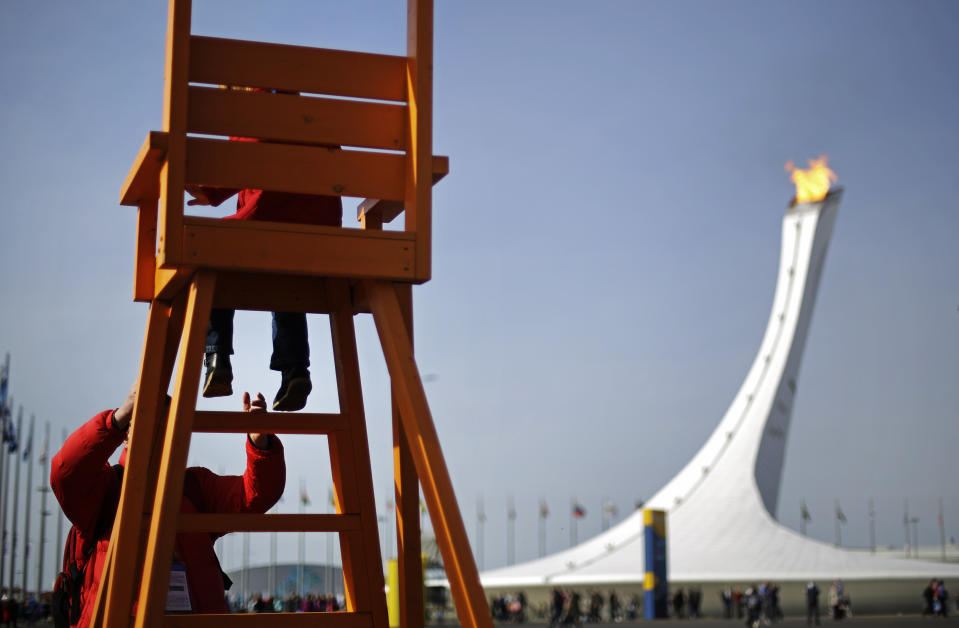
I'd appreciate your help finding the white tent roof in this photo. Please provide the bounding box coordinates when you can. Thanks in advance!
[481,191,959,587]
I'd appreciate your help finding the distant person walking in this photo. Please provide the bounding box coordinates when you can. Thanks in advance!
[805,581,821,626]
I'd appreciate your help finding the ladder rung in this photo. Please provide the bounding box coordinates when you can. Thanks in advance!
[178,513,361,533]
[163,611,374,628]
[193,411,349,434]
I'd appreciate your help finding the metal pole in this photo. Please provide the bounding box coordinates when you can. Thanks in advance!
[506,496,515,566]
[268,503,276,597]
[904,498,910,558]
[538,511,546,558]
[21,415,34,598]
[241,532,249,604]
[35,422,50,598]
[297,485,304,596]
[939,498,947,562]
[8,407,23,596]
[910,517,920,558]
[0,397,12,591]
[54,429,67,591]
[834,499,841,548]
[869,498,876,554]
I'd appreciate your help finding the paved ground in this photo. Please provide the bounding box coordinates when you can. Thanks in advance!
[445,618,959,627]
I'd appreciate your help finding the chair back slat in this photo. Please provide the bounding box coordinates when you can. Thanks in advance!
[184,138,406,202]
[187,86,407,151]
[189,36,407,102]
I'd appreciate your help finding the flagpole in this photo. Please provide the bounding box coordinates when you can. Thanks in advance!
[538,499,547,558]
[8,407,23,596]
[269,504,277,598]
[506,495,515,566]
[0,397,12,591]
[241,531,249,605]
[869,498,876,554]
[476,494,485,571]
[570,498,576,547]
[939,498,946,562]
[903,498,910,558]
[21,414,34,598]
[834,499,842,548]
[326,487,333,596]
[53,429,66,593]
[35,422,50,599]
[297,477,305,596]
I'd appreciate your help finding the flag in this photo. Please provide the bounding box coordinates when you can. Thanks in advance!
[477,500,486,523]
[21,423,32,461]
[801,500,812,522]
[5,417,17,453]
[0,355,9,414]
[329,488,336,508]
[539,499,549,519]
[385,498,394,513]
[507,504,516,521]
[603,501,618,518]
[836,504,847,524]
[572,501,586,519]
[38,427,49,465]
[300,488,310,506]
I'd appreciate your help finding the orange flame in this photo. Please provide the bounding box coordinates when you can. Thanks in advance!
[785,155,837,203]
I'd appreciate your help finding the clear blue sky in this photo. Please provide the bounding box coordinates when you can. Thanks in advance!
[1,1,957,582]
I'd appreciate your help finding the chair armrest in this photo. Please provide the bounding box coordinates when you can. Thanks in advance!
[120,131,169,206]
[357,155,449,226]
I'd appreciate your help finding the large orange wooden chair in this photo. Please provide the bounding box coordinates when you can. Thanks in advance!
[92,2,489,628]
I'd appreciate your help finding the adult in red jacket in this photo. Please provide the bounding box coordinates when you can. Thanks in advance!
[50,388,285,627]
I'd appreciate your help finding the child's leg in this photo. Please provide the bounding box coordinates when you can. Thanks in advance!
[203,308,235,397]
[271,312,312,411]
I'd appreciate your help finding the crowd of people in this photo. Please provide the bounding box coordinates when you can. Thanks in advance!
[0,591,51,625]
[229,592,345,614]
[921,578,950,618]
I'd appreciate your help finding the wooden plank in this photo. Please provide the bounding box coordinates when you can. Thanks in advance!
[192,411,349,434]
[211,272,334,313]
[94,296,186,628]
[120,131,169,207]
[367,280,492,628]
[163,611,373,628]
[190,36,406,103]
[134,199,158,302]
[328,280,387,620]
[390,283,423,628]
[357,155,449,225]
[407,0,434,283]
[182,218,416,280]
[136,272,215,628]
[155,267,195,300]
[185,137,405,202]
[187,86,407,151]
[157,0,191,270]
[177,513,361,533]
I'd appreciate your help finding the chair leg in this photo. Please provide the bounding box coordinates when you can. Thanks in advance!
[366,280,492,628]
[135,270,215,628]
[92,290,188,628]
[328,280,388,622]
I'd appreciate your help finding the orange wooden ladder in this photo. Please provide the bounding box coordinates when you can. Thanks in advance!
[88,1,492,627]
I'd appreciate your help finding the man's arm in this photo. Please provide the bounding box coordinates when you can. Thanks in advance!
[191,392,286,514]
[50,407,128,534]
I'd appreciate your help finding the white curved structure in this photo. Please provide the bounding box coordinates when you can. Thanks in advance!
[480,190,959,602]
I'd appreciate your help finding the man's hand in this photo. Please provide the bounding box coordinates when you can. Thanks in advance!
[185,185,212,206]
[245,392,273,449]
[114,383,137,432]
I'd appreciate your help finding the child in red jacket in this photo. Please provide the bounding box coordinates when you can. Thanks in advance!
[187,94,343,411]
